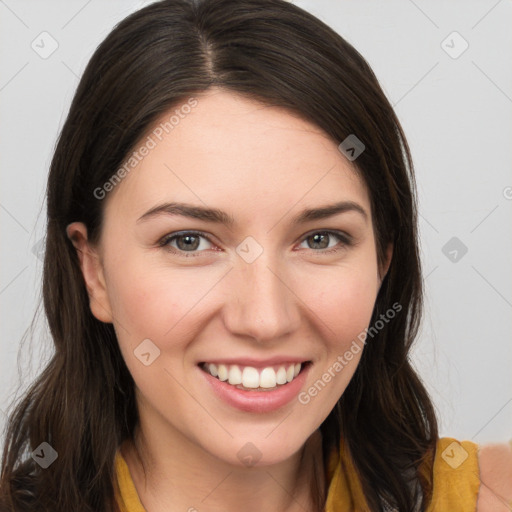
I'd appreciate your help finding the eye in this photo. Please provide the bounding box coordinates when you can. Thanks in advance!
[158,229,352,258]
[297,230,352,254]
[159,231,214,256]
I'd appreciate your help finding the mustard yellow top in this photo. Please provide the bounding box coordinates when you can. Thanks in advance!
[113,437,480,511]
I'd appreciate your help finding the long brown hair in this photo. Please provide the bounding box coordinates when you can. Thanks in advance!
[0,0,438,510]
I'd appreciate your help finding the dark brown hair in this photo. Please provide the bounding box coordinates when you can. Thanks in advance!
[0,0,438,510]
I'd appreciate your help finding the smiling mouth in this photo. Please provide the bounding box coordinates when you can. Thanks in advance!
[199,361,311,391]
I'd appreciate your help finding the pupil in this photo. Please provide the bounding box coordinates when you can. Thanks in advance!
[311,233,328,249]
[178,235,199,251]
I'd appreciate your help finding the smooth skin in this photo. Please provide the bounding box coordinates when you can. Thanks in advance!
[477,441,512,511]
[67,88,510,511]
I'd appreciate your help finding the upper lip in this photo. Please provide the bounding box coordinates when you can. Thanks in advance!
[199,357,310,367]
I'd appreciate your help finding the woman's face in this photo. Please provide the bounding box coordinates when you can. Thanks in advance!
[70,89,391,467]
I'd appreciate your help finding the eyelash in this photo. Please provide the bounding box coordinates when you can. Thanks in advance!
[158,230,353,258]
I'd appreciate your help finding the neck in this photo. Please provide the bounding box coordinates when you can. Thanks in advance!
[121,426,326,512]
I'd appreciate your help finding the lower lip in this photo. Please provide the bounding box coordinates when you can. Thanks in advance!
[200,364,311,413]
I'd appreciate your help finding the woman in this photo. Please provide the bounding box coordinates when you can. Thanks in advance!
[0,0,510,510]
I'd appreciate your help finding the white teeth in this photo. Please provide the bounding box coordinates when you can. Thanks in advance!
[276,366,287,385]
[203,362,303,389]
[217,364,228,381]
[208,363,218,377]
[228,365,242,385]
[242,367,260,388]
[259,368,277,388]
[286,364,294,382]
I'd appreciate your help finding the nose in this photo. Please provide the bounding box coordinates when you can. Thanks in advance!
[222,253,301,343]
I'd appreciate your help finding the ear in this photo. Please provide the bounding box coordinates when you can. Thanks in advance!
[378,242,393,286]
[66,222,113,323]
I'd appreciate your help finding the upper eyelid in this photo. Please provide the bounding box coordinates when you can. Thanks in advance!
[160,230,213,245]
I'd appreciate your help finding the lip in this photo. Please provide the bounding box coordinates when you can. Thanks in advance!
[199,361,311,413]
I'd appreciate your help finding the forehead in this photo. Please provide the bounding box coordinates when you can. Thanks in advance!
[104,89,371,225]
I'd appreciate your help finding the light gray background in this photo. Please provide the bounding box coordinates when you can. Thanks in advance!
[1,0,511,445]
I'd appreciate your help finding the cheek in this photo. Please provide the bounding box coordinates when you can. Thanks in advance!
[299,261,379,342]
[294,266,378,412]
[104,253,224,365]
[103,254,195,339]
[104,260,210,395]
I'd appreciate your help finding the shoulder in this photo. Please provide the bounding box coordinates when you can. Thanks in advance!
[476,440,512,512]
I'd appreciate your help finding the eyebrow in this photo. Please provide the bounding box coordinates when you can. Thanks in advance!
[136,200,368,226]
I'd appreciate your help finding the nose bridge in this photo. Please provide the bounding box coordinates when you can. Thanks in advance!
[224,249,301,342]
